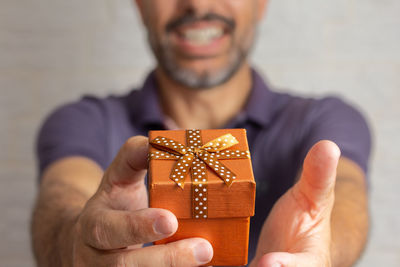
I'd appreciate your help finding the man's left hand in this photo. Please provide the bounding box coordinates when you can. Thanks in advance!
[250,140,340,267]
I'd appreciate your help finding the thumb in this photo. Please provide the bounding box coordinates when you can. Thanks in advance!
[103,136,149,188]
[297,140,341,208]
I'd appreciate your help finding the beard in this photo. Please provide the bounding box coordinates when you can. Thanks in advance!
[159,46,248,89]
[147,13,256,90]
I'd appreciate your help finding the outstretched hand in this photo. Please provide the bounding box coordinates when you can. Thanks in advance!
[250,140,341,267]
[71,136,213,266]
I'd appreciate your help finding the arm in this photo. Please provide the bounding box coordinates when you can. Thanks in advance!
[31,137,213,266]
[31,156,103,266]
[330,157,369,267]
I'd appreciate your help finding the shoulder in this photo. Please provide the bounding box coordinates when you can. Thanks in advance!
[36,92,134,175]
[269,90,369,131]
[300,95,372,139]
[37,94,130,141]
[264,87,372,173]
[306,96,367,120]
[292,94,372,174]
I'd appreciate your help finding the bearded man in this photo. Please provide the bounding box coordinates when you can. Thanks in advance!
[32,1,371,266]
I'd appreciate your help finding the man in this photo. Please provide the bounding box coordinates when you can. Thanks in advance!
[32,0,371,266]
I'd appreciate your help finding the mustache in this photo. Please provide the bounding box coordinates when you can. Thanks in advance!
[166,13,236,32]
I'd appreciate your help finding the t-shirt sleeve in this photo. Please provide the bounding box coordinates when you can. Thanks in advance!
[298,97,372,175]
[36,97,108,178]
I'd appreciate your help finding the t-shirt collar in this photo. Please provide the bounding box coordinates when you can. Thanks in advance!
[128,71,166,129]
[130,69,276,130]
[243,69,277,128]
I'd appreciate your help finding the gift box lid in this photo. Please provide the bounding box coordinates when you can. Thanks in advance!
[148,129,256,219]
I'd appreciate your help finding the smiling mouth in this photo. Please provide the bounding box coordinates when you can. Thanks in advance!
[179,26,225,46]
[167,13,234,48]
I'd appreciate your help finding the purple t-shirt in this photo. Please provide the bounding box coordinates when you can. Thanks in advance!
[36,70,371,262]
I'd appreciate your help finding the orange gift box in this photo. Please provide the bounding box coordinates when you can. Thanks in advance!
[148,129,256,266]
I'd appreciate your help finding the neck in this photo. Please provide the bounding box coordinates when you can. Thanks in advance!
[155,63,253,129]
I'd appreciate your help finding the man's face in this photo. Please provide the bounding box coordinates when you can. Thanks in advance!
[136,0,267,89]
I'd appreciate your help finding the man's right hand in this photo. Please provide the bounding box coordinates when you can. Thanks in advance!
[70,136,213,266]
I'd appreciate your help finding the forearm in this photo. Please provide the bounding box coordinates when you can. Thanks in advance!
[330,159,369,267]
[31,178,87,266]
[31,157,103,266]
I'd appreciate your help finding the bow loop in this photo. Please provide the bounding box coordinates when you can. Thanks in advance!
[201,133,239,152]
[197,150,235,186]
[150,136,188,155]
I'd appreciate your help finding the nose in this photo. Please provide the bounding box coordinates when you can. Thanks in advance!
[178,0,214,17]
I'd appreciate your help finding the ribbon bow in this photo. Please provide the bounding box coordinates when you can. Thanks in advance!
[149,129,250,188]
[149,129,250,219]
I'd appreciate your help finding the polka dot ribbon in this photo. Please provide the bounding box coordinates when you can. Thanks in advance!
[149,129,250,219]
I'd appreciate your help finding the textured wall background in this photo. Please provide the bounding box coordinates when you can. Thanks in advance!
[0,0,399,266]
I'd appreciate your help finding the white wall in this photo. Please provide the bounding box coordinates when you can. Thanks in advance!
[0,0,399,266]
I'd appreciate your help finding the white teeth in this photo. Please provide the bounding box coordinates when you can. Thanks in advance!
[183,27,224,45]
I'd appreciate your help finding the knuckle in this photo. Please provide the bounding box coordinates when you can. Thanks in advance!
[113,252,142,267]
[75,215,84,236]
[125,213,141,244]
[85,211,109,249]
[92,217,107,248]
[76,209,92,238]
[111,254,129,267]
[91,219,103,246]
[163,244,179,267]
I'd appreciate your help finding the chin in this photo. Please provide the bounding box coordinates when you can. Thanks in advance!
[168,65,238,89]
[158,48,247,89]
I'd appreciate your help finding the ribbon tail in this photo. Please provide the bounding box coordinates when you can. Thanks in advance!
[169,153,195,189]
[191,158,209,219]
[197,151,236,187]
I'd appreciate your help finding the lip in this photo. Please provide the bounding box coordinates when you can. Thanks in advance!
[171,22,231,58]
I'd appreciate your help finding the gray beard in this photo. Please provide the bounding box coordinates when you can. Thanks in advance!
[148,25,257,90]
[160,51,246,90]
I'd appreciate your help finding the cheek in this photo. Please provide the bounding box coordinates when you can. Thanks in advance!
[232,17,257,49]
[226,1,258,35]
[142,0,177,35]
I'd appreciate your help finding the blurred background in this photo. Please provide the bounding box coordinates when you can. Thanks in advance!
[0,0,399,266]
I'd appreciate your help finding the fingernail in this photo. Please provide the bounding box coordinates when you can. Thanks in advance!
[272,263,282,267]
[153,216,174,235]
[193,241,213,264]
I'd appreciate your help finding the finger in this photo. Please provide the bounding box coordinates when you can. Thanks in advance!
[297,140,341,207]
[125,238,213,267]
[103,136,149,188]
[81,207,178,249]
[257,252,326,267]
